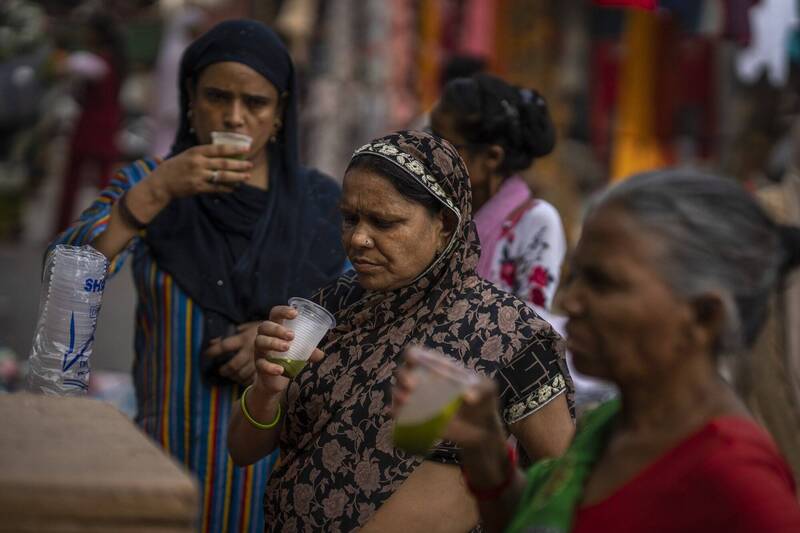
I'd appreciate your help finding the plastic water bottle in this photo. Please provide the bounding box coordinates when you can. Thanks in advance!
[27,245,108,395]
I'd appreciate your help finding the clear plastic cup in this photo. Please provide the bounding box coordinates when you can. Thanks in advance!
[211,131,252,159]
[393,346,479,455]
[42,309,97,332]
[267,297,336,378]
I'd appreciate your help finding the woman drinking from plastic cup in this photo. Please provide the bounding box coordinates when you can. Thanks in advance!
[393,170,800,533]
[51,20,345,532]
[228,130,574,532]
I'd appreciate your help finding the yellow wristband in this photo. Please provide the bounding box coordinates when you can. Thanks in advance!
[240,384,282,430]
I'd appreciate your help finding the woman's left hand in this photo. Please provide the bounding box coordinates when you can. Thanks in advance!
[393,351,506,452]
[203,322,260,385]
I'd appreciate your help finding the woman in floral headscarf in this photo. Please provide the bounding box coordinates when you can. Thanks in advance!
[228,130,574,532]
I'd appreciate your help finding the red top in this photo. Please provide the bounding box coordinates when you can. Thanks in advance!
[572,417,800,533]
[71,52,122,160]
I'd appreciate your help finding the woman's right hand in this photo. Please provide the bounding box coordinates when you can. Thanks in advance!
[252,305,325,398]
[148,143,252,200]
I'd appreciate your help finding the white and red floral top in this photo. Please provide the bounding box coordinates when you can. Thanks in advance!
[484,198,566,315]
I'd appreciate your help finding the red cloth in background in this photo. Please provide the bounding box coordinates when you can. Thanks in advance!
[70,52,122,163]
[723,0,761,46]
[572,417,800,533]
[589,40,620,164]
[593,0,657,10]
[590,11,717,166]
[55,52,122,234]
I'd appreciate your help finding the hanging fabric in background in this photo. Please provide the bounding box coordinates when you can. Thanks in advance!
[647,10,711,164]
[791,26,800,65]
[300,0,415,177]
[588,6,625,165]
[589,41,620,165]
[592,0,657,9]
[722,0,760,46]
[736,0,799,87]
[659,0,704,31]
[610,9,670,181]
[302,0,357,178]
[418,0,442,112]
[275,0,319,67]
[387,0,417,130]
[459,0,497,63]
[359,0,390,140]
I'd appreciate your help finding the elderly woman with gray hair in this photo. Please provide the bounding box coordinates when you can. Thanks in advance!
[394,169,800,533]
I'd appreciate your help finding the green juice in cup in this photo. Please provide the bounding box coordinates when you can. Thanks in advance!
[266,297,337,379]
[393,396,463,455]
[392,346,478,455]
[266,357,307,378]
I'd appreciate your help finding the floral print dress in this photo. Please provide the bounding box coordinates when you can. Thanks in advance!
[486,198,567,315]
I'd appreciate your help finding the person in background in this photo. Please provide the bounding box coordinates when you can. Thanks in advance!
[429,74,566,324]
[441,54,488,87]
[228,130,574,532]
[51,20,345,533]
[742,119,800,480]
[53,11,126,235]
[395,169,800,533]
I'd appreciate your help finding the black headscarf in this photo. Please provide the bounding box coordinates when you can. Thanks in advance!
[143,20,332,368]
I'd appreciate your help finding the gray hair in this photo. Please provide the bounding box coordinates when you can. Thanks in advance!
[589,169,800,355]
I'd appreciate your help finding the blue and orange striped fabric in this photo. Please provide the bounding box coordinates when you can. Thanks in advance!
[54,157,276,533]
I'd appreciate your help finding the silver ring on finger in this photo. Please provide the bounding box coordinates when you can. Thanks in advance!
[208,169,220,184]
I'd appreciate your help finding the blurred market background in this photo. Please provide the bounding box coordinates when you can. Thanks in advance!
[0,0,798,418]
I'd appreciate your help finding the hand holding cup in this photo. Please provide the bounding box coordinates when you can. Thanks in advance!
[394,350,505,452]
[149,142,252,200]
[211,131,252,160]
[253,298,335,396]
[391,346,482,454]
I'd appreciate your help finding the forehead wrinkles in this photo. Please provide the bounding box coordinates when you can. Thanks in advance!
[341,172,417,218]
[578,208,670,277]
[197,63,275,95]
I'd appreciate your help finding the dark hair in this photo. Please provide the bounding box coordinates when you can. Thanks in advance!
[345,154,443,216]
[440,54,487,88]
[438,73,556,177]
[592,170,800,353]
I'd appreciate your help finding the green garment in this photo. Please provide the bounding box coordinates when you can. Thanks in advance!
[506,399,621,533]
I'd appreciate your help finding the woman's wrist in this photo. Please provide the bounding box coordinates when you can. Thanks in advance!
[462,441,518,501]
[140,171,173,208]
[244,383,283,425]
[117,174,172,229]
[460,434,512,491]
[241,385,282,429]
